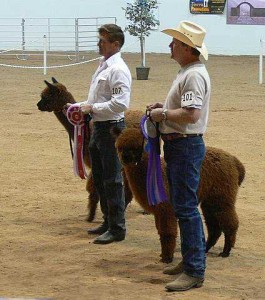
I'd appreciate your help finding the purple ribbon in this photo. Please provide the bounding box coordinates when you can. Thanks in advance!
[140,115,168,206]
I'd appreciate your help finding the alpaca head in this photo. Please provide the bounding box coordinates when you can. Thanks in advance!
[37,77,72,112]
[113,127,146,165]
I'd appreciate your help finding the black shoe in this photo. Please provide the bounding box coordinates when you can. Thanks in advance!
[87,223,108,235]
[93,230,125,244]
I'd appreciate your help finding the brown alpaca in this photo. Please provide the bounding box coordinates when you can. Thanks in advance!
[37,77,143,221]
[114,128,245,263]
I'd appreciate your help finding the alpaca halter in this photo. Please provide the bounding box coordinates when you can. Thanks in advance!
[66,103,88,179]
[140,114,168,206]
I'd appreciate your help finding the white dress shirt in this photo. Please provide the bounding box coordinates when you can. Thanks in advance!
[83,52,132,122]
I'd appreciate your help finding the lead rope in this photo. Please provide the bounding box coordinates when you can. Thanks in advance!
[69,134,74,158]
[61,107,74,159]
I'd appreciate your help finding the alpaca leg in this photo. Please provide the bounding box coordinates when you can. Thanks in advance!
[205,222,222,253]
[205,217,222,253]
[86,172,99,222]
[159,234,177,263]
[201,203,222,253]
[154,205,177,263]
[219,207,239,257]
[202,202,239,257]
[123,170,133,208]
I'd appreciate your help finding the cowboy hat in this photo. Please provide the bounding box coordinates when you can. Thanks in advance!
[162,20,208,60]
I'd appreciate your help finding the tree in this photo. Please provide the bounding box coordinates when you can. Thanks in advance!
[123,0,160,67]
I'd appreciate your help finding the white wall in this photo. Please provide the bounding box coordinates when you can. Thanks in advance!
[0,0,264,55]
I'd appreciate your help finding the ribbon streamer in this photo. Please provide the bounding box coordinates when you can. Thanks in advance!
[66,104,88,179]
[140,115,168,206]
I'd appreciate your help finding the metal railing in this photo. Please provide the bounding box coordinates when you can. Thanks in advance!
[259,39,264,84]
[0,17,117,61]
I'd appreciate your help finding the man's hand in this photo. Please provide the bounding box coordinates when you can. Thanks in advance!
[80,103,93,114]
[150,108,164,122]
[63,103,72,113]
[146,102,163,111]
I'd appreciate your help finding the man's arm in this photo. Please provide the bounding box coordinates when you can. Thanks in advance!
[150,107,201,124]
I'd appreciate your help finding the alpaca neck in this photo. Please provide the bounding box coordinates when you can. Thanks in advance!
[54,111,74,140]
[53,94,91,168]
[123,156,148,191]
[54,91,76,140]
[123,156,152,212]
[123,153,167,194]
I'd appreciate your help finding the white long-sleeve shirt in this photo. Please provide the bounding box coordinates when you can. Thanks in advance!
[84,52,132,122]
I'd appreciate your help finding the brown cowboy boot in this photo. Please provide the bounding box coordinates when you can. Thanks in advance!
[165,272,204,292]
[163,261,184,275]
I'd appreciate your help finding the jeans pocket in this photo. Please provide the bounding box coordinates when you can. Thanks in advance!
[191,138,206,162]
[164,139,188,163]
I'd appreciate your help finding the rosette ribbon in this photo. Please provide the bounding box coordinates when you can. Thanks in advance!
[66,103,88,179]
[140,114,168,206]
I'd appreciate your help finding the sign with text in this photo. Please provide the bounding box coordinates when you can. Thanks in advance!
[227,0,265,25]
[190,0,226,14]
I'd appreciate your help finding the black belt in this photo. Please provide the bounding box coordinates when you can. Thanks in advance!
[161,133,203,141]
[94,118,124,125]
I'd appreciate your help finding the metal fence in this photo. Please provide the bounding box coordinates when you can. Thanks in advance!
[0,17,117,61]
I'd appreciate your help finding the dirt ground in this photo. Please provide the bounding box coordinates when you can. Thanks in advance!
[0,52,264,300]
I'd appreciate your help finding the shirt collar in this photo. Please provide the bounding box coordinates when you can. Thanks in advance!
[101,52,121,67]
[181,61,203,72]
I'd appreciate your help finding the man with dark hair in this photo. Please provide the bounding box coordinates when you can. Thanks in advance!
[148,20,211,291]
[98,24,125,47]
[78,24,131,244]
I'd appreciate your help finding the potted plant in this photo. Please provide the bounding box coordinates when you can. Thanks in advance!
[123,0,160,80]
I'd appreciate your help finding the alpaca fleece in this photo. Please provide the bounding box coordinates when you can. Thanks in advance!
[114,128,245,263]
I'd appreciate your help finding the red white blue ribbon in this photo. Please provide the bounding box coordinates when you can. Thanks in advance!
[140,115,168,206]
[66,104,88,179]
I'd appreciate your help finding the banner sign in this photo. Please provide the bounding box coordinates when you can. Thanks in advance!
[227,0,265,25]
[190,0,226,14]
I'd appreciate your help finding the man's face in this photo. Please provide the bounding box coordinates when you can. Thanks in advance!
[169,38,186,63]
[98,32,119,59]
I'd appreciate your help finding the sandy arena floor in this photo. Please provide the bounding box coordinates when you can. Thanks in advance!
[0,52,264,300]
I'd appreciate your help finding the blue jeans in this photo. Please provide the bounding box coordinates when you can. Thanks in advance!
[89,121,126,235]
[163,136,206,278]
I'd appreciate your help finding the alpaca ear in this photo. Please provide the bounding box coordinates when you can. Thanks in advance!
[51,77,58,84]
[44,80,53,88]
[44,80,59,93]
[111,126,123,140]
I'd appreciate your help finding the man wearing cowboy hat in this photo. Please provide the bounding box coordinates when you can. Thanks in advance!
[148,20,211,291]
